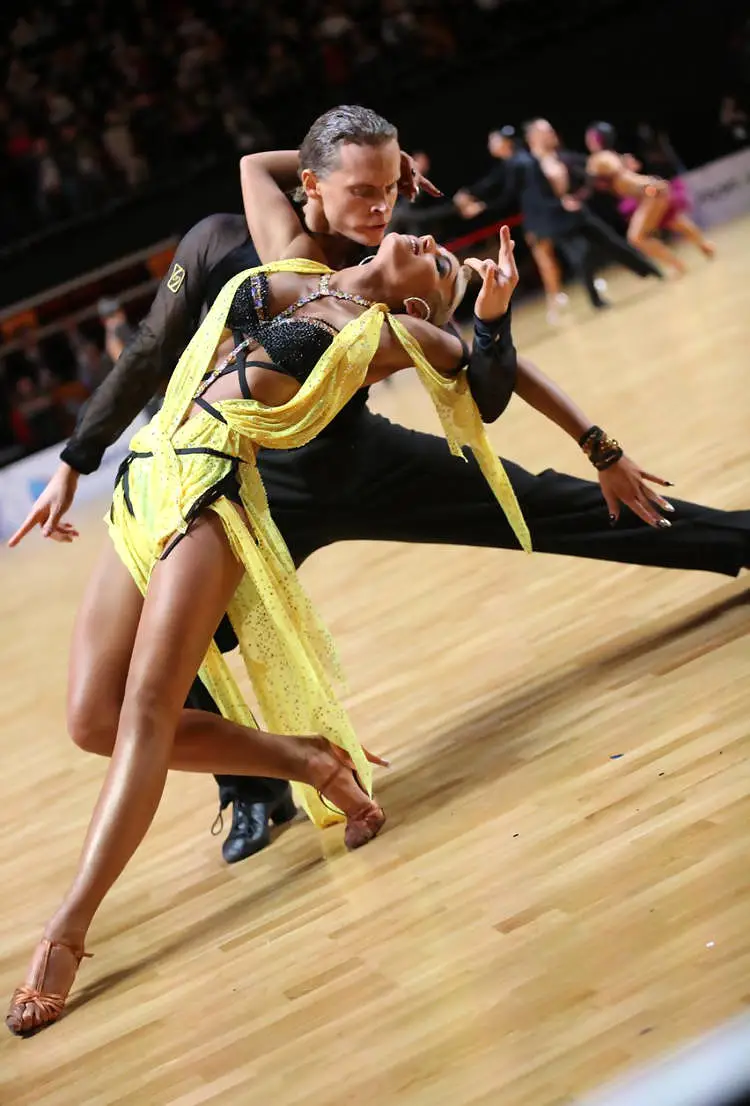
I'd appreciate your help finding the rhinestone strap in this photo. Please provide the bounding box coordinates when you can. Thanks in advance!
[274,274,374,321]
[197,337,254,398]
[194,274,374,402]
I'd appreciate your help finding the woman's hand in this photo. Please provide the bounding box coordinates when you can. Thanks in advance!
[8,463,81,547]
[399,152,442,201]
[598,455,675,528]
[464,224,519,321]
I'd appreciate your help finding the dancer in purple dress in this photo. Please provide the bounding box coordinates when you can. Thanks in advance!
[585,122,715,276]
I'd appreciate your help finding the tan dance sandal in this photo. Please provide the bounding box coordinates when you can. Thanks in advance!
[6,937,92,1037]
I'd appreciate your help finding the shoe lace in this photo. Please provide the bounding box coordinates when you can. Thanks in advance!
[210,797,231,837]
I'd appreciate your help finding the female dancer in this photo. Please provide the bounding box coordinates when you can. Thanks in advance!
[585,121,715,275]
[6,189,527,1034]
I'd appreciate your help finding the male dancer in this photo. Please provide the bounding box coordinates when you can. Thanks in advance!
[454,125,571,322]
[13,106,750,866]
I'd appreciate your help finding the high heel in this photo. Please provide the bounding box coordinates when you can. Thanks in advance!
[6,937,92,1037]
[315,741,386,850]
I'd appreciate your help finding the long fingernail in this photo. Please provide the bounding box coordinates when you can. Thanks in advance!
[664,481,675,487]
[609,514,617,526]
[657,518,672,529]
[662,501,675,512]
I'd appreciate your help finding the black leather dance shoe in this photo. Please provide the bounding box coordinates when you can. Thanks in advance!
[216,788,298,864]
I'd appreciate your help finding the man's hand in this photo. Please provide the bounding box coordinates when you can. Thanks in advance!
[399,152,442,201]
[464,224,519,321]
[453,190,487,219]
[8,462,81,547]
[598,456,675,528]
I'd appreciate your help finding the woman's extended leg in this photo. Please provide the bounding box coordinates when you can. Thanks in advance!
[8,515,242,1035]
[664,212,716,258]
[527,236,567,323]
[627,195,686,274]
[8,513,382,1035]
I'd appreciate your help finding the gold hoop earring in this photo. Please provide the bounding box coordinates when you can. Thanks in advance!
[403,296,431,322]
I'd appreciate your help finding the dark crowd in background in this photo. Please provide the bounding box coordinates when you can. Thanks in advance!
[0,0,534,247]
[0,301,135,466]
[0,0,749,466]
[4,0,747,253]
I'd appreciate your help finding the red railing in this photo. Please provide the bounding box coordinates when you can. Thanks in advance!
[445,212,524,254]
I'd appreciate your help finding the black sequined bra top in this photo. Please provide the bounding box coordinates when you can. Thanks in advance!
[193,271,374,413]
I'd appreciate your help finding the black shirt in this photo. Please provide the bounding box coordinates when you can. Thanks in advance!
[64,214,262,473]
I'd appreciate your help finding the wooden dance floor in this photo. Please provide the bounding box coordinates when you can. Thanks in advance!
[1,216,748,1105]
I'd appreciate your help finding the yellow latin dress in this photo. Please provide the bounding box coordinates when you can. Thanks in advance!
[106,260,532,829]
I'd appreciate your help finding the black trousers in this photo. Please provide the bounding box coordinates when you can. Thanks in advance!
[554,212,661,307]
[198,411,749,805]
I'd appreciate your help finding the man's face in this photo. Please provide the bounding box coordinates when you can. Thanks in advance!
[302,138,402,247]
[527,120,559,155]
